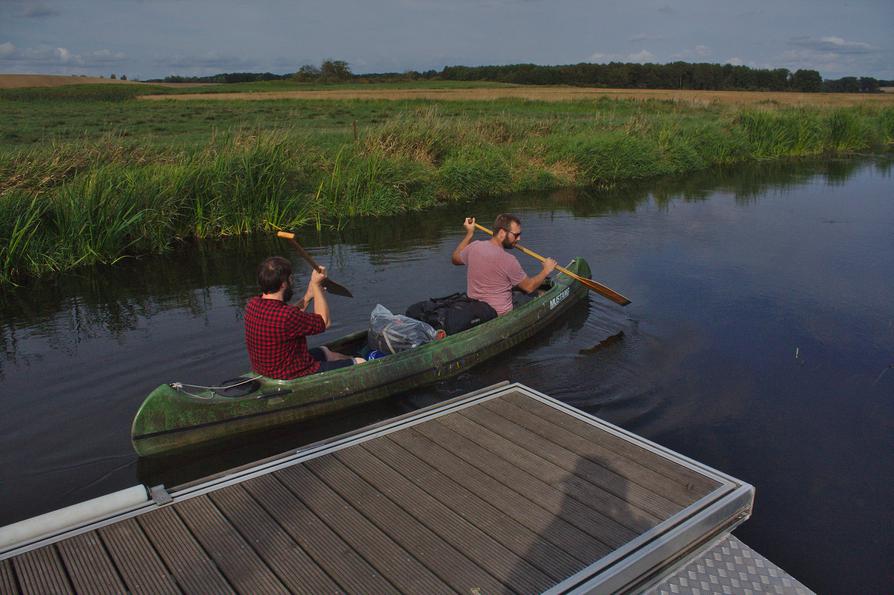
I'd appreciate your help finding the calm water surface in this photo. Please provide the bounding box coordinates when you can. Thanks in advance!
[1,159,892,592]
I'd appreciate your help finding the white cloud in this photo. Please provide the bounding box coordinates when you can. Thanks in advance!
[627,49,655,63]
[726,57,743,66]
[585,49,657,64]
[779,36,884,76]
[89,49,127,63]
[54,47,77,64]
[779,48,843,74]
[672,45,712,60]
[0,44,126,68]
[789,36,874,54]
[8,45,77,65]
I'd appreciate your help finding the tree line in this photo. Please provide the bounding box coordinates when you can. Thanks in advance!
[150,60,885,93]
[156,72,287,84]
[152,60,352,84]
[437,62,883,93]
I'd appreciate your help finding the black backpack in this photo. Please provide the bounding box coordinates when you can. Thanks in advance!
[406,293,498,336]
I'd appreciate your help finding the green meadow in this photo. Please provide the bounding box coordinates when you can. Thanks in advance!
[2,82,893,284]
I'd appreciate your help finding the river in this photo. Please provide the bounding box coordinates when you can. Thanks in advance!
[1,158,891,592]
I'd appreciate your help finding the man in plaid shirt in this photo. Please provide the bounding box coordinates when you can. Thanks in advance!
[244,256,363,379]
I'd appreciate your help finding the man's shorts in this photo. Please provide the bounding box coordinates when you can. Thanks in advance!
[308,347,355,373]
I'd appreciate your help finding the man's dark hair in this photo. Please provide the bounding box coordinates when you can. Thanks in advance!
[257,256,292,294]
[494,213,521,233]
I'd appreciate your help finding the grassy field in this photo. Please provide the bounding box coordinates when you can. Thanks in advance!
[2,79,893,284]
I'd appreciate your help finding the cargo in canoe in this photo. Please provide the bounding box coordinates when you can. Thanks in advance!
[131,258,591,456]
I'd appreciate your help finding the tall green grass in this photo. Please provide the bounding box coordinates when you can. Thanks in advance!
[0,192,44,284]
[1,100,892,284]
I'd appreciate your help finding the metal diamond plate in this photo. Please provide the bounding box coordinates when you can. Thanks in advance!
[646,534,814,595]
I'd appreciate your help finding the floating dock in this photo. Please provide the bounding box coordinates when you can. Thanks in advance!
[0,382,811,593]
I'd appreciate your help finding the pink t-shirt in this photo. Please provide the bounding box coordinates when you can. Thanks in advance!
[460,240,527,315]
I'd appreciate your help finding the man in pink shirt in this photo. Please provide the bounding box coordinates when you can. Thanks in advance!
[451,214,557,315]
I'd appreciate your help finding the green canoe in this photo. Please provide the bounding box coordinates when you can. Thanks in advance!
[131,258,591,456]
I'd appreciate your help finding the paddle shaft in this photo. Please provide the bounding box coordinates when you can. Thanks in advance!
[276,231,353,298]
[472,222,631,306]
[276,231,322,271]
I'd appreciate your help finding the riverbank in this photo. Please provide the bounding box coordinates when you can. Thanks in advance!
[2,85,892,284]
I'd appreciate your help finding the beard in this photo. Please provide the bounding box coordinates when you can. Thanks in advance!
[282,282,295,303]
[502,237,515,249]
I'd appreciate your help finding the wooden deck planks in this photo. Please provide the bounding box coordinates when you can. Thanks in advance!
[242,474,396,594]
[481,397,701,511]
[99,518,180,595]
[354,440,588,579]
[209,484,341,595]
[138,506,235,594]
[306,455,526,594]
[504,392,719,495]
[408,421,639,547]
[441,411,662,533]
[377,430,614,562]
[1,559,18,594]
[276,464,454,595]
[468,401,685,517]
[56,532,125,594]
[336,444,588,582]
[11,547,71,594]
[174,496,289,594]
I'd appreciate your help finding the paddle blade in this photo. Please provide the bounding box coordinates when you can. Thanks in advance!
[578,276,631,306]
[322,278,353,298]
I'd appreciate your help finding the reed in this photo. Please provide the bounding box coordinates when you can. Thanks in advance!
[437,148,512,201]
[0,192,45,284]
[1,98,891,285]
[364,107,455,164]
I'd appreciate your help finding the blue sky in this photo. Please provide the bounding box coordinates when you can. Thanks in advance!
[1,0,891,81]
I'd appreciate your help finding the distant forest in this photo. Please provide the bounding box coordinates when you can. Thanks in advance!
[151,61,889,93]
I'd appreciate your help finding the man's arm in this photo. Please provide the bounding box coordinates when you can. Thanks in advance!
[451,217,476,265]
[309,268,331,328]
[516,258,558,293]
[298,285,314,310]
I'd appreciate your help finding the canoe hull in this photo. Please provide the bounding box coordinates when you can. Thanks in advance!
[131,258,591,456]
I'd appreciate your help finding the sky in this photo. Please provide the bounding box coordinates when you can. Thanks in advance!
[1,0,892,81]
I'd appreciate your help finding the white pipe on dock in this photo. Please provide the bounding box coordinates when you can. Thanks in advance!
[0,485,148,553]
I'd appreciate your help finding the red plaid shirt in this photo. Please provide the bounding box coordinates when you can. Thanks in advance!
[244,296,326,379]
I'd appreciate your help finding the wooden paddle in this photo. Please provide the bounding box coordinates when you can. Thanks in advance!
[473,222,631,306]
[276,231,353,298]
